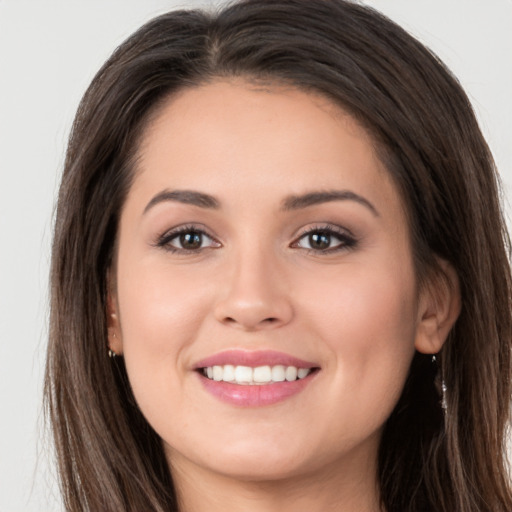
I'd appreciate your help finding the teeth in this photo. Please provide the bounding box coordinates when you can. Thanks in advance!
[202,365,312,385]
[223,364,235,382]
[285,366,298,381]
[297,368,310,379]
[234,365,252,383]
[213,365,223,381]
[271,365,286,382]
[253,365,271,383]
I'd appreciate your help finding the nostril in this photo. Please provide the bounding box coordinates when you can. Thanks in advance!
[221,315,280,329]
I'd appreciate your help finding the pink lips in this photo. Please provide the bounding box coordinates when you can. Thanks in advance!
[194,349,317,370]
[194,350,319,407]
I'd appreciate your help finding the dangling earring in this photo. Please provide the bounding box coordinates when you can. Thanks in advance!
[432,355,447,412]
[441,380,448,411]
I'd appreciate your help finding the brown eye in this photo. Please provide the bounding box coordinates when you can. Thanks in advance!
[160,228,220,252]
[294,227,356,253]
[308,232,331,250]
[177,231,203,250]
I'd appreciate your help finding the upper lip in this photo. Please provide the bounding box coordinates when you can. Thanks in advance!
[194,349,319,369]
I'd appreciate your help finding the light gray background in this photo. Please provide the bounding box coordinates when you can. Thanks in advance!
[0,1,510,510]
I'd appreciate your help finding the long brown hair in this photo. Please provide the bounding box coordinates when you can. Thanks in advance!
[45,1,512,510]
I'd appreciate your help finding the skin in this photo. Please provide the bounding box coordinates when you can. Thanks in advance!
[109,81,459,512]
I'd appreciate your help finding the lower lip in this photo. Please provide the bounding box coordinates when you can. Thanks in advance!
[197,371,317,407]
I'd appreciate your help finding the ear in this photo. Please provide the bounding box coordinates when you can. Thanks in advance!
[414,259,461,354]
[107,271,123,356]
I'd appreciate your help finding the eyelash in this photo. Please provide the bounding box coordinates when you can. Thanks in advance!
[155,223,357,254]
[291,224,357,254]
[155,224,220,253]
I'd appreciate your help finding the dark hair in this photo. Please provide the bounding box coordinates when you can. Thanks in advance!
[45,1,512,510]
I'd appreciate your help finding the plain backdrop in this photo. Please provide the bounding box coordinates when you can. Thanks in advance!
[0,1,510,510]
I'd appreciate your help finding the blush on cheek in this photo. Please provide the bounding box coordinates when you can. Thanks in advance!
[312,269,417,409]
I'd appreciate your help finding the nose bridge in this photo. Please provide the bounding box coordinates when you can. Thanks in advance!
[214,240,293,330]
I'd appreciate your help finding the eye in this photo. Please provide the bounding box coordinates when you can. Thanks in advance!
[157,226,221,253]
[292,225,356,253]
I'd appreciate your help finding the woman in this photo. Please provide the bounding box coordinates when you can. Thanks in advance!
[45,0,512,510]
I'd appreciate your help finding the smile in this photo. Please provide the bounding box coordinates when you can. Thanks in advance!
[194,350,320,406]
[201,364,313,385]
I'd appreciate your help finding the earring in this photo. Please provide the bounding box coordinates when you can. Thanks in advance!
[441,380,448,411]
[432,355,447,411]
[108,331,118,358]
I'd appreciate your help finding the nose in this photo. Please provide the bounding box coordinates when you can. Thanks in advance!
[213,249,294,331]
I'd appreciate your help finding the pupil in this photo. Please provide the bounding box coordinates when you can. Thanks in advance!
[180,232,202,249]
[309,232,330,249]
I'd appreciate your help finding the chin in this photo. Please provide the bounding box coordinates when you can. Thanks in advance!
[206,453,315,482]
[165,433,320,482]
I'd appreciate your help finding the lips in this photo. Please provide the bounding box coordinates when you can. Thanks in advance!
[194,350,320,407]
[194,349,318,369]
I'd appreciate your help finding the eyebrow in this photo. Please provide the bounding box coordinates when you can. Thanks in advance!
[281,190,379,216]
[143,188,379,217]
[143,189,220,214]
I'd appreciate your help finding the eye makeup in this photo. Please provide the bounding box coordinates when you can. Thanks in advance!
[154,224,221,254]
[291,223,358,254]
[153,221,358,256]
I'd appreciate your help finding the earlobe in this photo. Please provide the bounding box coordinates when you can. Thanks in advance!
[414,259,461,354]
[107,273,123,356]
[107,311,123,356]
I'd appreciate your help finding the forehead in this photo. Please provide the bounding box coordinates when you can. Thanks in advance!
[130,80,402,220]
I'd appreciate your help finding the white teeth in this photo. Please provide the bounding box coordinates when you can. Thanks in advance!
[213,365,223,381]
[271,365,286,382]
[253,365,272,383]
[297,368,309,379]
[234,365,253,383]
[202,364,313,385]
[223,364,235,382]
[285,366,298,381]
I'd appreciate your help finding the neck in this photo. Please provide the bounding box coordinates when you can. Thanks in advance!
[169,448,383,512]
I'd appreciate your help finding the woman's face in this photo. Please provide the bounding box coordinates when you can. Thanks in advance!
[110,81,438,483]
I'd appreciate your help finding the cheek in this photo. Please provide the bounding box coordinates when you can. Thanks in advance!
[324,269,416,346]
[301,261,418,419]
[115,260,215,408]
